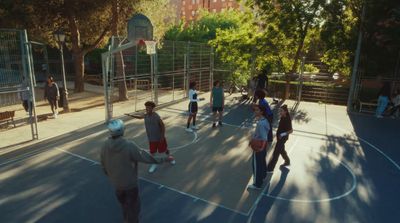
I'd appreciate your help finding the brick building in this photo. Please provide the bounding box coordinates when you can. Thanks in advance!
[180,0,240,22]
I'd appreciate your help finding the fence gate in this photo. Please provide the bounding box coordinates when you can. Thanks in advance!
[0,29,38,140]
[102,39,213,122]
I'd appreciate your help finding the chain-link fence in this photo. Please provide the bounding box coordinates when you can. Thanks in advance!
[102,39,216,121]
[0,29,38,139]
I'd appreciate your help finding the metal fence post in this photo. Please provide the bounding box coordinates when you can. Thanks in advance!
[154,52,159,105]
[21,30,38,140]
[298,56,305,102]
[210,47,214,91]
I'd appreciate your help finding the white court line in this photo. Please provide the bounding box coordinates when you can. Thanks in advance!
[139,177,248,216]
[262,145,357,203]
[129,126,198,152]
[50,146,248,216]
[313,118,400,171]
[0,130,108,167]
[54,147,99,165]
[163,107,253,129]
[1,130,248,216]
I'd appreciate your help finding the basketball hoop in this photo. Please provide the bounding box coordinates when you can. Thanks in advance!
[144,40,157,55]
[137,39,146,46]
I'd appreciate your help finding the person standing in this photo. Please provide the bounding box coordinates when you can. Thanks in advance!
[390,90,400,118]
[253,89,274,143]
[186,81,203,132]
[248,104,270,190]
[101,119,173,223]
[132,101,176,173]
[267,104,293,172]
[20,76,32,117]
[376,81,391,118]
[210,80,225,128]
[44,75,59,118]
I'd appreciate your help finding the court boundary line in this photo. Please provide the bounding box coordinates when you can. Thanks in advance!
[0,125,251,217]
[313,117,400,171]
[245,137,299,221]
[262,144,357,203]
[51,148,249,216]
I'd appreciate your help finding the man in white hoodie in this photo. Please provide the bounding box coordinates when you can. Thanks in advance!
[100,119,173,223]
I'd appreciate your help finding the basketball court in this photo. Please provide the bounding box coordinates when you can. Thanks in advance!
[1,95,400,223]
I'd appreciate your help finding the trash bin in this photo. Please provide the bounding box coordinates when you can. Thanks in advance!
[58,87,64,107]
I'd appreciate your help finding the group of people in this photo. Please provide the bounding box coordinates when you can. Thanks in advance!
[376,81,400,118]
[100,77,292,222]
[19,75,60,121]
[248,89,292,189]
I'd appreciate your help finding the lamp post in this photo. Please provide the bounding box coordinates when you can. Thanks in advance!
[53,30,70,112]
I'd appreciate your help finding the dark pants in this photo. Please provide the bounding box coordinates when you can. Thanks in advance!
[115,187,140,223]
[22,100,33,116]
[390,105,400,116]
[252,148,267,187]
[267,138,290,172]
[47,98,57,114]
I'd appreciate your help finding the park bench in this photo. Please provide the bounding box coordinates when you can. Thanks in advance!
[85,74,103,85]
[127,79,151,90]
[0,111,16,128]
[359,100,377,113]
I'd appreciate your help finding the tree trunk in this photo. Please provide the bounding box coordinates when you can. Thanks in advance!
[73,52,85,93]
[284,33,306,99]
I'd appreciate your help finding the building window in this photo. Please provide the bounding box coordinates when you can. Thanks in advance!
[192,0,195,4]
[192,10,195,16]
[213,0,217,2]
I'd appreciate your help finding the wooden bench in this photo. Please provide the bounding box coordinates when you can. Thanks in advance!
[127,80,151,90]
[0,111,16,127]
[85,74,103,85]
[359,101,377,113]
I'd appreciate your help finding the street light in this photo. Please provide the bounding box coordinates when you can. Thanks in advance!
[53,30,70,112]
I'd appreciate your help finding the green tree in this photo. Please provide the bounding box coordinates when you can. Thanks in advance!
[164,9,240,43]
[134,0,178,41]
[0,0,135,92]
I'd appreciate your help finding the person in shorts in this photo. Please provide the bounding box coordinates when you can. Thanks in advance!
[210,80,225,128]
[100,119,173,223]
[186,81,200,132]
[134,101,176,173]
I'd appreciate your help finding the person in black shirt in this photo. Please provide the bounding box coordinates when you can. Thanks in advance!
[267,104,293,172]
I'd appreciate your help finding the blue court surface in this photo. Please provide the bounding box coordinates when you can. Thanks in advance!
[1,98,400,223]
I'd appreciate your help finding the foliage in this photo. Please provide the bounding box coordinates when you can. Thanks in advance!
[133,0,178,41]
[164,9,240,43]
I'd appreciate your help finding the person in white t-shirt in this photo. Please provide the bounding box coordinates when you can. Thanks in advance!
[186,81,203,132]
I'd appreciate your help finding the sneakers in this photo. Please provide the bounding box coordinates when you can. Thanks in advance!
[148,164,158,173]
[185,128,193,132]
[247,184,262,190]
[168,156,176,165]
[212,123,217,128]
[191,125,199,130]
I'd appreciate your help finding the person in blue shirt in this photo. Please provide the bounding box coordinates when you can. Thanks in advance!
[248,104,270,190]
[253,89,273,143]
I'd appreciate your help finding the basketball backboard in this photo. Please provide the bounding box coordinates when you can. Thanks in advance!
[127,13,153,43]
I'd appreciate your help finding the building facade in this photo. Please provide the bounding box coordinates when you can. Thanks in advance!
[180,0,240,22]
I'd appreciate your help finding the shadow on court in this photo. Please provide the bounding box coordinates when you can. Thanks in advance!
[1,99,400,223]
